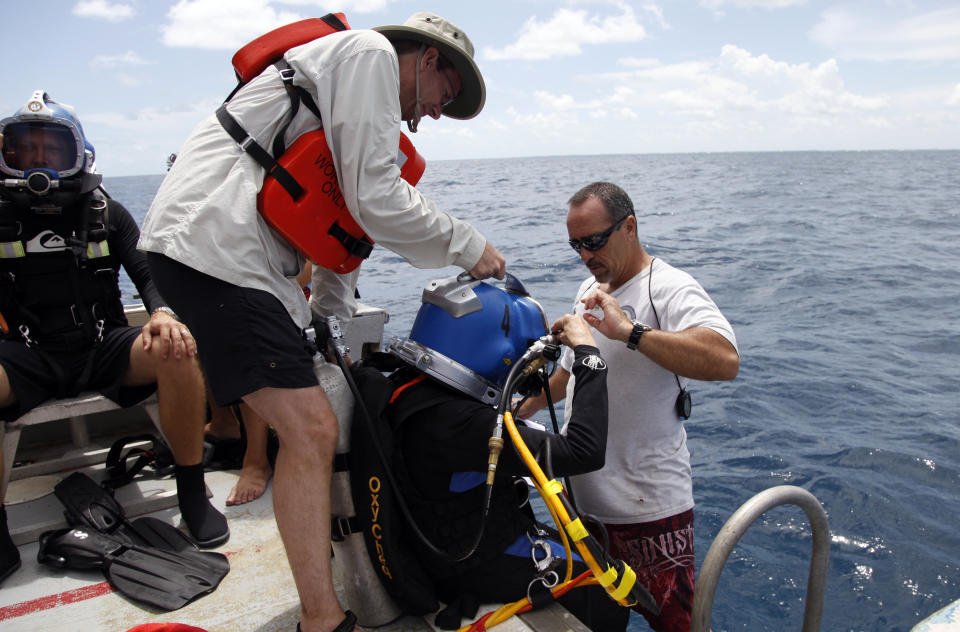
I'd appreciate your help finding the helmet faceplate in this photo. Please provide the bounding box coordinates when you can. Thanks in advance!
[0,90,93,180]
[388,274,548,405]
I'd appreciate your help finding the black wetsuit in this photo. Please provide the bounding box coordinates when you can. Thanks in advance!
[0,193,168,418]
[387,344,629,631]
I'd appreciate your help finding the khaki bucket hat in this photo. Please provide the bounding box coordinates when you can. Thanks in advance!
[373,12,486,120]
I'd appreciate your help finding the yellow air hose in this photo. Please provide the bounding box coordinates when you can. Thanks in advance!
[465,335,660,631]
[501,409,645,608]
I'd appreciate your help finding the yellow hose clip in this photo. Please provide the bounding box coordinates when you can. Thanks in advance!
[609,563,638,603]
[565,518,589,542]
[596,565,619,588]
[542,479,563,498]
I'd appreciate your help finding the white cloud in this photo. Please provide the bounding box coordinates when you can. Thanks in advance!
[91,51,150,69]
[73,0,135,22]
[643,4,670,29]
[276,0,389,10]
[116,73,144,88]
[162,0,304,49]
[700,0,806,10]
[948,84,960,106]
[161,0,397,49]
[811,7,960,61]
[619,57,661,69]
[547,44,885,128]
[483,6,647,61]
[866,116,892,129]
[83,98,223,173]
[84,99,222,131]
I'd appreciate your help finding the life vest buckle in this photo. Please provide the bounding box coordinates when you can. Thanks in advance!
[329,223,373,259]
[277,66,296,84]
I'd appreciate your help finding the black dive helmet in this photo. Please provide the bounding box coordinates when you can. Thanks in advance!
[0,90,102,209]
[388,273,550,406]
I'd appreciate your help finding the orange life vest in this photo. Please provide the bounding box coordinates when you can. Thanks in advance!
[257,129,425,273]
[219,13,425,274]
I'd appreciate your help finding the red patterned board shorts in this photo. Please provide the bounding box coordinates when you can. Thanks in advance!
[588,509,696,632]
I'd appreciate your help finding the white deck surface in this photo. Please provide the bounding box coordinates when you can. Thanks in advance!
[1,467,582,632]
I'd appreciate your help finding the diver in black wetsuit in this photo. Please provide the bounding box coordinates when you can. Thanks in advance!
[0,91,228,584]
[364,275,628,631]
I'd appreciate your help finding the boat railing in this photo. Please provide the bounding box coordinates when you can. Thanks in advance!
[691,484,830,632]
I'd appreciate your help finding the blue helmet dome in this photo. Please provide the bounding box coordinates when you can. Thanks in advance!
[1,90,100,202]
[388,273,549,405]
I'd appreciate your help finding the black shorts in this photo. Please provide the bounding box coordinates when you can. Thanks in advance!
[147,253,318,407]
[0,326,154,422]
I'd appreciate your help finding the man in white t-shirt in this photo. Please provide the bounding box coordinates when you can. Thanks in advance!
[518,181,739,632]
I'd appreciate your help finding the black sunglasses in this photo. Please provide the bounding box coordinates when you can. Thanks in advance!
[569,214,630,254]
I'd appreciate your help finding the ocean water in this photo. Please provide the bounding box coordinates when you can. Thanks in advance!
[106,150,960,632]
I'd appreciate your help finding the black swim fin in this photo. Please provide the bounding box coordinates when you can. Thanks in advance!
[53,472,210,552]
[54,471,126,533]
[123,516,199,552]
[37,527,229,611]
[123,516,230,577]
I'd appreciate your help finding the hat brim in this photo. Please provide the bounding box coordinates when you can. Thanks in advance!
[373,25,485,120]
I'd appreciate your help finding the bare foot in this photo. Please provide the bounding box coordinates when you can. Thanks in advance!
[225,464,272,505]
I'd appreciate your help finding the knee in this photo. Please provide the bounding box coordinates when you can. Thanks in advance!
[306,411,339,448]
[153,352,203,383]
[280,409,339,455]
[0,365,14,408]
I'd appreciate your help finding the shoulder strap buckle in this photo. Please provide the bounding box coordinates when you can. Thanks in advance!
[331,514,361,542]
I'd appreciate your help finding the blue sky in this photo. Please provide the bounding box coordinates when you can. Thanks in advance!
[5,0,959,176]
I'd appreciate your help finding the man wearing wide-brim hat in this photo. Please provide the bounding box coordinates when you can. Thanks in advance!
[373,12,486,125]
[139,11,504,632]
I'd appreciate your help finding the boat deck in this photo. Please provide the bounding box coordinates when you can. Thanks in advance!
[1,303,589,631]
[2,458,585,632]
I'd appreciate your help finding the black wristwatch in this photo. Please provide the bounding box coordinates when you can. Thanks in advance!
[626,321,652,350]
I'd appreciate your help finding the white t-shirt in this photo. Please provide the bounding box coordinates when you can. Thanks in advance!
[560,258,738,523]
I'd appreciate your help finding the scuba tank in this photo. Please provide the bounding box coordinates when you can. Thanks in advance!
[309,325,403,626]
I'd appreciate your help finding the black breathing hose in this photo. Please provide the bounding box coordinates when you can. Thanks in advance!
[540,373,577,510]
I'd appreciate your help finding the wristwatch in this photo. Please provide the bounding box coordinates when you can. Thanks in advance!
[626,321,652,350]
[152,306,179,320]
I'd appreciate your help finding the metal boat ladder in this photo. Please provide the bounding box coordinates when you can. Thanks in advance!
[691,485,830,632]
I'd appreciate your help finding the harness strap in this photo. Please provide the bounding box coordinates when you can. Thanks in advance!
[270,61,303,159]
[216,105,305,201]
[103,433,175,489]
[320,12,348,32]
[330,514,362,542]
[217,14,349,202]
[328,222,374,259]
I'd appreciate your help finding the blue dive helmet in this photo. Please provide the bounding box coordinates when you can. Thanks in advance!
[388,273,549,405]
[0,90,100,200]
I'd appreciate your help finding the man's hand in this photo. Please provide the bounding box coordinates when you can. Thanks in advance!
[580,289,633,343]
[468,240,506,280]
[142,311,197,360]
[551,313,597,349]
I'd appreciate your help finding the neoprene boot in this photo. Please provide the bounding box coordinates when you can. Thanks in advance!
[0,505,21,584]
[174,463,229,548]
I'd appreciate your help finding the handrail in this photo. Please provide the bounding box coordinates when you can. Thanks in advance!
[691,485,830,632]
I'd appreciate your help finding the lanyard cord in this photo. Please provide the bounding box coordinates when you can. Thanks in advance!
[646,257,685,394]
